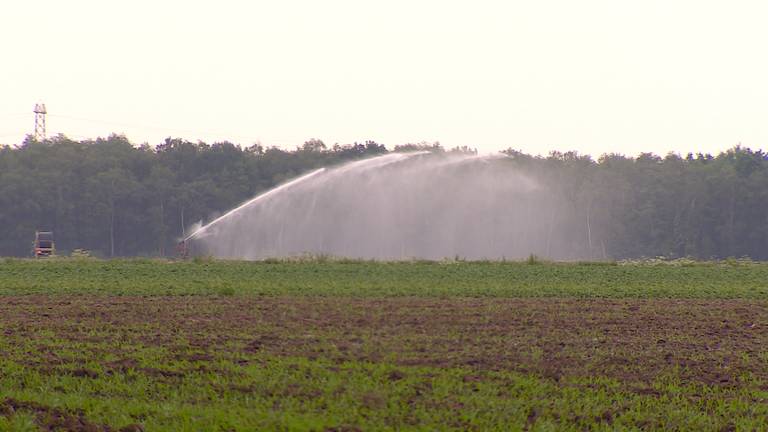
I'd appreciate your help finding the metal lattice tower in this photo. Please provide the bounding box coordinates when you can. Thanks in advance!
[33,103,47,141]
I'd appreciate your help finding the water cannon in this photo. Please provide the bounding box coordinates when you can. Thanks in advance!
[176,240,189,258]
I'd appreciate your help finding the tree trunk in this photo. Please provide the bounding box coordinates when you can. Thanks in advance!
[586,202,593,256]
[728,187,736,255]
[110,198,115,257]
[159,200,165,256]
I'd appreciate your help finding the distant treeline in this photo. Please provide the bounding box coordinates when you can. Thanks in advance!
[1,134,767,259]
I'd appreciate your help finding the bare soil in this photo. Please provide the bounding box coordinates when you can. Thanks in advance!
[1,296,766,389]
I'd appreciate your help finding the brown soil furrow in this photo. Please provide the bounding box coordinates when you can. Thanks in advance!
[1,296,766,387]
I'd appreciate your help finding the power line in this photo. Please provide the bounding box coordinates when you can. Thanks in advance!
[47,113,267,143]
[0,132,26,138]
[3,109,311,148]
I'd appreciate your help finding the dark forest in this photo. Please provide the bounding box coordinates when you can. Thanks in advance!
[2,134,766,260]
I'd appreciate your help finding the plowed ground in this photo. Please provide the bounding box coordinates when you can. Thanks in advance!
[1,296,768,430]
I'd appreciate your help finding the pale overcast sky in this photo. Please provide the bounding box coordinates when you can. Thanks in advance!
[1,0,767,156]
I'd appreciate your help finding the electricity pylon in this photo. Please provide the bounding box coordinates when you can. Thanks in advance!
[33,103,46,141]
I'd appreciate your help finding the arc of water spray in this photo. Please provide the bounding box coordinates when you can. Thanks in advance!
[183,151,428,243]
[184,168,326,241]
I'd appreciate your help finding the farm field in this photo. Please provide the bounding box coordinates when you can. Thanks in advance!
[1,260,768,431]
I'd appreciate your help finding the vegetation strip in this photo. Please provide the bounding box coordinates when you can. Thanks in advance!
[2,259,768,298]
